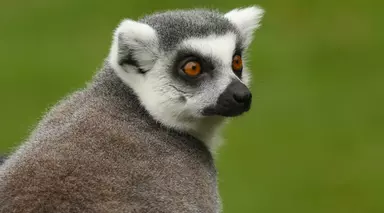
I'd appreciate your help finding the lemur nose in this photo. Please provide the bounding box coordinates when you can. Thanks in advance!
[203,80,252,117]
[202,80,252,117]
[233,90,252,104]
[231,82,252,111]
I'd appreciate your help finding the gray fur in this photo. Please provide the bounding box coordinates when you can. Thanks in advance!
[139,9,241,51]
[0,64,219,213]
[0,156,6,165]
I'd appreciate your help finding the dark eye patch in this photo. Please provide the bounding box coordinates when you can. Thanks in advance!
[169,43,245,86]
[175,49,215,70]
[171,49,216,86]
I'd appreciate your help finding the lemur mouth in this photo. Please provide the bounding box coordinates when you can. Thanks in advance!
[203,80,252,117]
[202,100,251,117]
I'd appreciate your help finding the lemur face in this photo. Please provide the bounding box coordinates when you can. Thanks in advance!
[159,32,252,118]
[109,7,264,132]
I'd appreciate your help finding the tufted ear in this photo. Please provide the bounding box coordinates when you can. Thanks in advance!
[225,6,265,47]
[109,19,159,73]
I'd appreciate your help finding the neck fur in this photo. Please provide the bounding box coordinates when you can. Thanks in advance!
[90,62,227,151]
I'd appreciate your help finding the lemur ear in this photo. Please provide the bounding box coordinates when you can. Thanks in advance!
[225,6,265,47]
[109,19,159,73]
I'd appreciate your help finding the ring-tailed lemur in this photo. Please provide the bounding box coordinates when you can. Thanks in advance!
[0,6,264,213]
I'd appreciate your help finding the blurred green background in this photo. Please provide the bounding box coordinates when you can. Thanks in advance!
[1,0,383,212]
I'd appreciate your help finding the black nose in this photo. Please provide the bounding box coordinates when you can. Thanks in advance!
[233,88,252,106]
[202,80,252,117]
[229,81,252,112]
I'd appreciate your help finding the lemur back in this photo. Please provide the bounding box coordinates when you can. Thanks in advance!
[0,66,218,213]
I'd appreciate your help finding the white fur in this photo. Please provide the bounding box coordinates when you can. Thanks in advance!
[109,19,159,72]
[181,33,237,67]
[225,6,264,47]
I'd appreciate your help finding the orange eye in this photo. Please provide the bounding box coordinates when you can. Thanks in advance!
[232,55,243,72]
[183,61,201,77]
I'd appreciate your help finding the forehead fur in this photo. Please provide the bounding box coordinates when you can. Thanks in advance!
[180,33,237,66]
[139,9,240,51]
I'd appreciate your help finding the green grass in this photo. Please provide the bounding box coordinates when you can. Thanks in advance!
[1,0,384,212]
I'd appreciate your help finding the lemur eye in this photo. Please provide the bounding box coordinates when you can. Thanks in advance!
[183,61,201,77]
[232,55,243,72]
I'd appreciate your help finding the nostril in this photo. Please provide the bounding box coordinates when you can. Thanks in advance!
[233,92,252,104]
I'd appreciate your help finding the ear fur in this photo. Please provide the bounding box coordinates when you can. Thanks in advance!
[224,6,265,47]
[109,19,159,73]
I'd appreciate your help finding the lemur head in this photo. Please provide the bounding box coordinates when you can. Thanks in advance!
[108,6,264,147]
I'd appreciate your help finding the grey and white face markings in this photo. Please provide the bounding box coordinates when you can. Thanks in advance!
[162,34,250,117]
[171,43,244,85]
[109,6,264,146]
